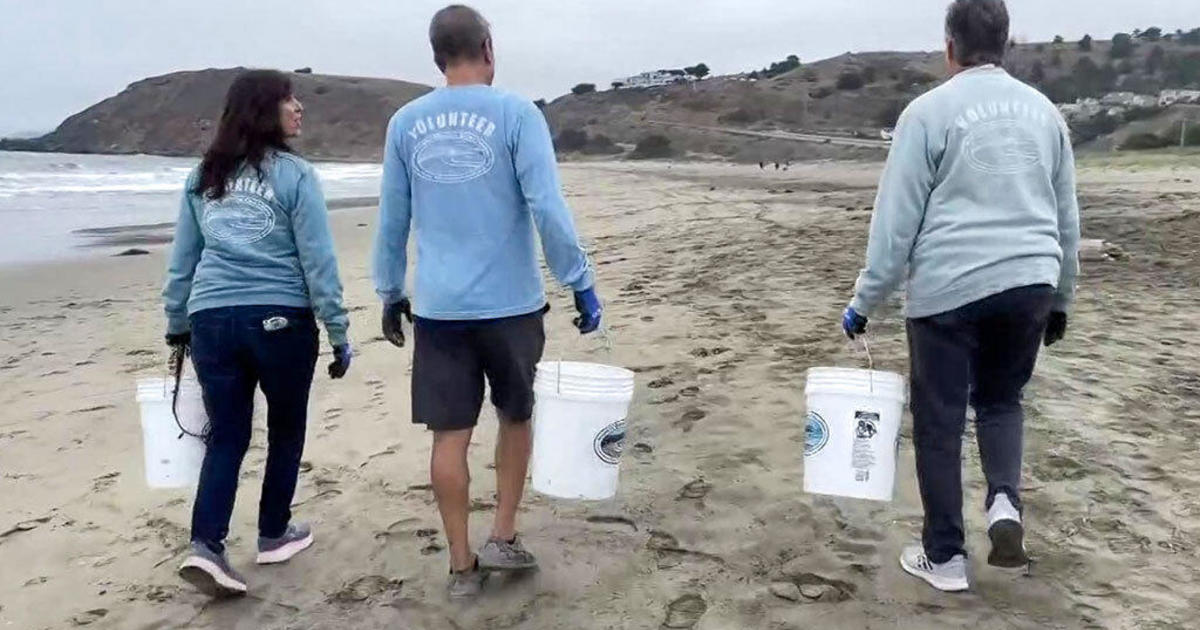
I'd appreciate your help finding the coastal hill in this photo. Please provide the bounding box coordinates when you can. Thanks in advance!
[3,29,1198,161]
[543,30,1200,161]
[0,68,431,161]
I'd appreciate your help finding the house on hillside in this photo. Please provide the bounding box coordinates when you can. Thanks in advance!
[613,69,693,90]
[1160,89,1200,107]
[1100,92,1158,109]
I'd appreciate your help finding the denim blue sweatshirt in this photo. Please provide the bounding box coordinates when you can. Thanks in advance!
[850,65,1081,319]
[162,152,349,346]
[372,85,594,320]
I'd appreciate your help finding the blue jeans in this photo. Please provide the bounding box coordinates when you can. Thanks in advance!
[906,285,1054,563]
[188,305,318,554]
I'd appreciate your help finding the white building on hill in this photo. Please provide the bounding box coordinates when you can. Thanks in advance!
[1160,89,1200,107]
[613,69,693,90]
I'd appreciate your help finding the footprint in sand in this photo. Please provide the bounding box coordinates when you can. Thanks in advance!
[677,478,712,500]
[327,575,404,605]
[662,594,707,629]
[674,408,706,432]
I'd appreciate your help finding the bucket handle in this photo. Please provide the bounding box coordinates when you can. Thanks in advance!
[859,335,875,394]
[168,345,210,442]
[557,298,615,396]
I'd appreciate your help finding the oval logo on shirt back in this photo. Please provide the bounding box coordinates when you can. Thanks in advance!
[412,130,495,184]
[202,193,276,244]
[963,119,1042,175]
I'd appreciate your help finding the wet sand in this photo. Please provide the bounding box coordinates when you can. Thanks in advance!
[1,157,1199,629]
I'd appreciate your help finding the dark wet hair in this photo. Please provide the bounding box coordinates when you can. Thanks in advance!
[194,69,294,200]
[429,5,492,72]
[945,0,1010,67]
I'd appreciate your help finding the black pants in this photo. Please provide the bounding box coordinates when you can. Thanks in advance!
[907,285,1054,563]
[189,305,318,554]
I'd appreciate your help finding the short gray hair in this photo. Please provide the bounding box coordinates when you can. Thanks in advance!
[945,0,1010,67]
[429,5,492,71]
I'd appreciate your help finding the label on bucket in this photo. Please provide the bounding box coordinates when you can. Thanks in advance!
[851,411,880,482]
[593,419,626,465]
[805,411,829,456]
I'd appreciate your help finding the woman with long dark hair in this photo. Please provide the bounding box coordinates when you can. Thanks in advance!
[162,69,351,597]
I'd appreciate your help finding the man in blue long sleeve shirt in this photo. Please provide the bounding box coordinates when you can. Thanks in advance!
[371,5,603,598]
[841,0,1080,592]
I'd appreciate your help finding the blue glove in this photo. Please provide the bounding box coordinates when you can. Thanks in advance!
[573,287,603,335]
[842,306,868,340]
[328,344,353,379]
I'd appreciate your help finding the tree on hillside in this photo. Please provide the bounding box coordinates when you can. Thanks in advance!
[1164,53,1200,85]
[1147,45,1166,74]
[761,55,801,79]
[836,70,865,90]
[1079,34,1093,51]
[1030,60,1046,84]
[1111,33,1135,58]
[1182,28,1200,46]
[1139,27,1163,41]
[1053,35,1065,45]
[1117,59,1135,75]
[571,83,596,95]
[684,63,711,80]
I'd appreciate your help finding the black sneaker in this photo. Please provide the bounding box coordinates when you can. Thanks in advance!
[179,542,248,597]
[987,493,1029,568]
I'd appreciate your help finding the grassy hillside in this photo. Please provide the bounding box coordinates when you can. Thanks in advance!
[544,31,1200,161]
[0,68,432,161]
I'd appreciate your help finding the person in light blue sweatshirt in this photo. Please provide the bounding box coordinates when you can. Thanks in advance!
[372,5,602,598]
[840,0,1080,592]
[162,69,351,598]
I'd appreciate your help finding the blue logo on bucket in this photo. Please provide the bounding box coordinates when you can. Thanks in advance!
[594,420,626,465]
[805,411,829,456]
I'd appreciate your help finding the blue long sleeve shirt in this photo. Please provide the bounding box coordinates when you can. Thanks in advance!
[162,152,349,346]
[372,85,594,320]
[850,65,1081,319]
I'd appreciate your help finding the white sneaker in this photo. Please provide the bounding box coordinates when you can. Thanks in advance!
[899,545,969,592]
[987,493,1028,568]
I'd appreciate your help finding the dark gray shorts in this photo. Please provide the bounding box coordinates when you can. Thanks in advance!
[412,307,547,432]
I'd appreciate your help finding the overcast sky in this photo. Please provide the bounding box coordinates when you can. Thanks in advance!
[0,0,1196,137]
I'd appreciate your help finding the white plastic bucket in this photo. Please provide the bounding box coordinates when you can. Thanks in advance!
[804,367,906,502]
[136,374,208,489]
[531,361,635,500]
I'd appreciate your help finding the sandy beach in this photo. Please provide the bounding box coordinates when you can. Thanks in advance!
[2,156,1199,629]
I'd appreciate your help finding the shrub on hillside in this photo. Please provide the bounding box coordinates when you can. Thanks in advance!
[1120,133,1172,151]
[862,66,878,84]
[1079,34,1093,51]
[836,71,865,90]
[718,108,765,124]
[554,129,589,152]
[571,83,596,95]
[809,85,835,99]
[581,134,623,155]
[1111,33,1136,59]
[629,134,675,159]
[876,100,908,128]
[534,98,547,109]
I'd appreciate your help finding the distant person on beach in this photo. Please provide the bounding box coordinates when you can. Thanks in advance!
[162,69,351,597]
[372,5,602,598]
[841,0,1080,592]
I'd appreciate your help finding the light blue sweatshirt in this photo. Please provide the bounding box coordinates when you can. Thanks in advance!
[851,65,1081,319]
[372,85,594,320]
[162,152,349,346]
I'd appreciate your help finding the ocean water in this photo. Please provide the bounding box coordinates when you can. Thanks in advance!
[0,151,383,266]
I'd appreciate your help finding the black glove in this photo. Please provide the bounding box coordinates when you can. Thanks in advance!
[165,332,191,348]
[1044,311,1067,347]
[328,344,353,379]
[382,298,414,348]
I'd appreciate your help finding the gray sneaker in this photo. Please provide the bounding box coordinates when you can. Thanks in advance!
[179,542,248,597]
[257,523,314,565]
[478,535,538,572]
[900,545,969,592]
[448,557,486,599]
